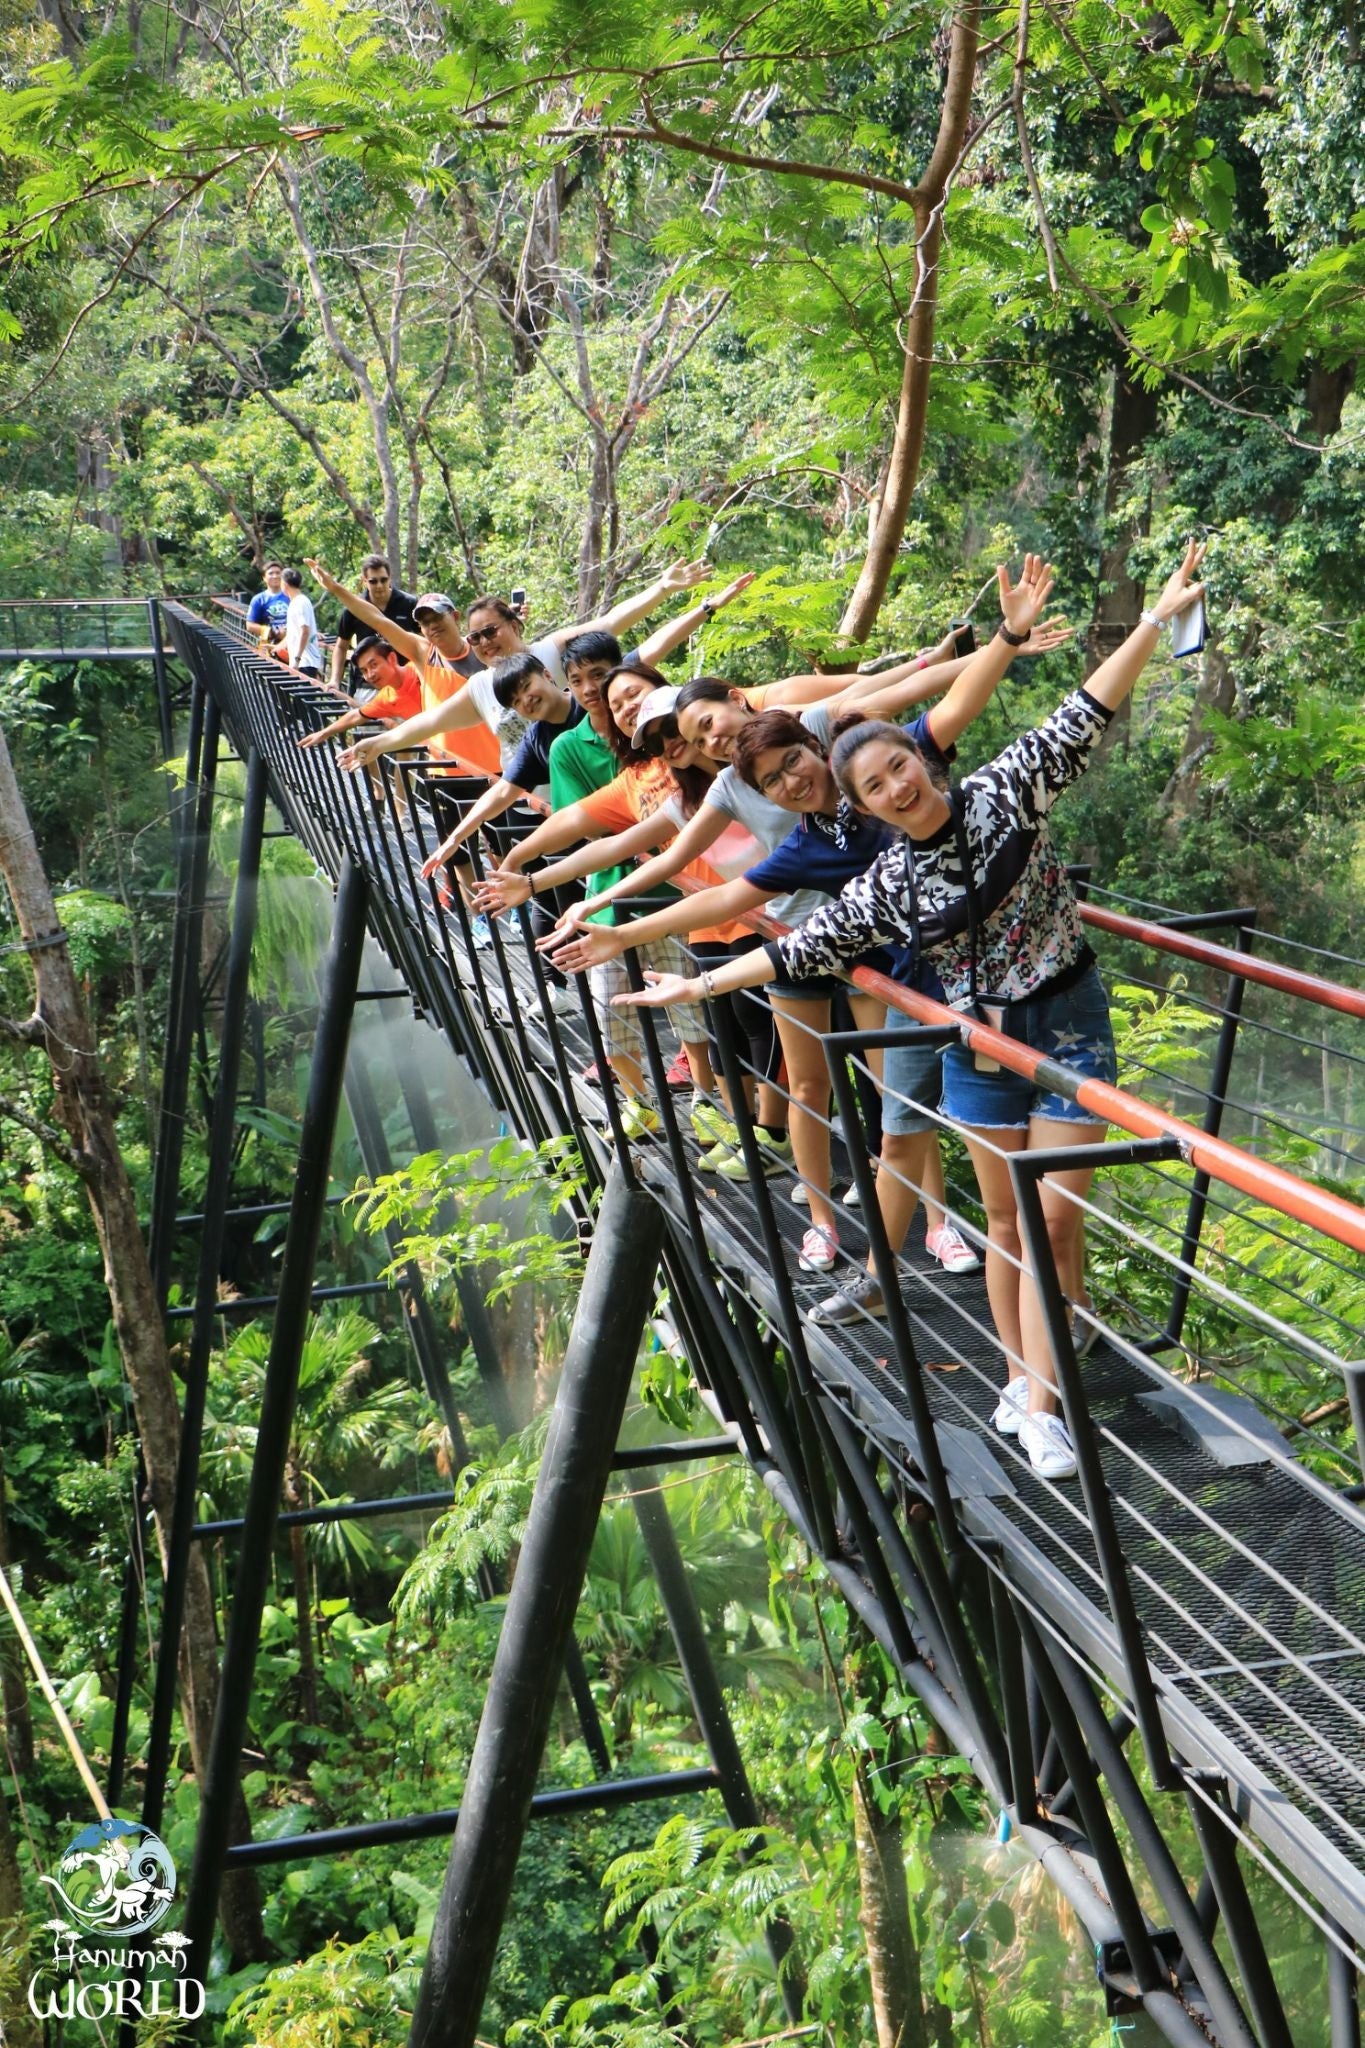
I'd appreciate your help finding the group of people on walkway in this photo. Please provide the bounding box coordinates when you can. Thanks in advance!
[253,540,1207,1481]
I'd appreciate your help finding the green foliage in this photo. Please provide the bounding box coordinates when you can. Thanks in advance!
[352,1134,586,1306]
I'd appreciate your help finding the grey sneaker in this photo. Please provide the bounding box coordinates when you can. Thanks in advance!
[808,1269,888,1325]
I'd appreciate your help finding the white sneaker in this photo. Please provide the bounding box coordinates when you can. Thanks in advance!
[926,1223,981,1274]
[791,1183,810,1208]
[798,1225,839,1273]
[841,1159,880,1208]
[991,1376,1029,1437]
[527,984,574,1023]
[1018,1410,1078,1480]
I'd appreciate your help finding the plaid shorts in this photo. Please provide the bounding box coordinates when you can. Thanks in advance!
[590,936,705,1063]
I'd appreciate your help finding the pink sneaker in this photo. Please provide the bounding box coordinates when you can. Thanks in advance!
[798,1225,839,1273]
[926,1223,981,1274]
[664,1047,692,1089]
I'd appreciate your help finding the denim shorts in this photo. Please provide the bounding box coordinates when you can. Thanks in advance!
[769,975,842,1002]
[881,1029,943,1137]
[939,964,1117,1130]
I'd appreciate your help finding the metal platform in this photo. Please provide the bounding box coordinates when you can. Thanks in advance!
[151,606,1365,2046]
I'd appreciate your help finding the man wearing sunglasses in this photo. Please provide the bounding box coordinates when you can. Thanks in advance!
[330,554,419,689]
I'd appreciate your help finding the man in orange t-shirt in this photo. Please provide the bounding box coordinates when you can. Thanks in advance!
[296,637,424,749]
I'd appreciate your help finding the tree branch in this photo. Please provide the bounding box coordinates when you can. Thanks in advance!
[0,1093,89,1176]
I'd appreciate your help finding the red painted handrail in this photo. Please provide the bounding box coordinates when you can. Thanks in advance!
[1079,903,1365,1023]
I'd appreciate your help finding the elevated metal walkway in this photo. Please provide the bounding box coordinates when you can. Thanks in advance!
[139,605,1365,2046]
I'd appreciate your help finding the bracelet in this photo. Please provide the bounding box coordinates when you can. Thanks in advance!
[700,969,715,1001]
[528,870,538,896]
[1139,608,1166,633]
[701,601,716,619]
[915,655,929,670]
[997,622,1031,648]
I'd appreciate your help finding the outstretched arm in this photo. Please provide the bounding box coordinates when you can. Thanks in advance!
[305,560,427,668]
[419,778,521,876]
[545,878,773,974]
[615,948,778,1011]
[1084,542,1206,712]
[338,683,488,772]
[634,572,755,668]
[551,558,709,647]
[299,707,365,749]
[473,813,678,915]
[559,802,728,920]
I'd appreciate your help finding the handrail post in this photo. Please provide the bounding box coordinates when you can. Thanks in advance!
[824,1024,965,1551]
[1149,921,1256,1353]
[1010,1138,1182,1790]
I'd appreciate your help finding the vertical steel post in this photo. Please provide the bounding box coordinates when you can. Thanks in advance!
[1159,932,1253,1350]
[148,597,175,762]
[631,1481,805,2022]
[147,689,221,1309]
[142,749,270,1838]
[407,1166,664,2048]
[181,856,370,1982]
[1330,1923,1362,2048]
[1183,1778,1294,2048]
[1010,1141,1179,1789]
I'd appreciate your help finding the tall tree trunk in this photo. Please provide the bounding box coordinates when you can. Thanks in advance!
[1086,369,1160,757]
[0,1740,39,2048]
[852,1763,928,2048]
[0,1462,33,1779]
[578,431,614,616]
[1161,630,1245,826]
[838,5,982,641]
[0,728,265,1964]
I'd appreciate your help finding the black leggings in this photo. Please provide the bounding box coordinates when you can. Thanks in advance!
[691,936,782,1091]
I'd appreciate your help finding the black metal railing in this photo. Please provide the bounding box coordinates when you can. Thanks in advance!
[152,606,1365,2044]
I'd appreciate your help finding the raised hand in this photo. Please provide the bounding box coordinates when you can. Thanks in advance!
[550,899,596,942]
[338,735,382,773]
[659,557,709,595]
[918,626,961,667]
[611,970,702,1009]
[1151,539,1208,623]
[1016,615,1073,656]
[544,925,623,974]
[472,871,532,915]
[419,838,459,881]
[303,558,340,595]
[710,571,755,609]
[997,554,1056,641]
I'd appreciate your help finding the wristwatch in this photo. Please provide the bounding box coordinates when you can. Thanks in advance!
[1139,607,1166,633]
[997,621,1031,647]
[701,600,716,619]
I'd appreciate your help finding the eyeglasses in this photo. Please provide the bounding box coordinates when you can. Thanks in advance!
[758,748,815,796]
[468,624,503,647]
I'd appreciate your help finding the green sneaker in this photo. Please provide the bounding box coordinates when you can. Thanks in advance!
[716,1130,794,1181]
[690,1098,739,1151]
[617,1097,661,1142]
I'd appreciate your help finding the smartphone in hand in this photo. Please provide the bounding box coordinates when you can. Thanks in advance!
[950,618,977,658]
[1171,594,1206,661]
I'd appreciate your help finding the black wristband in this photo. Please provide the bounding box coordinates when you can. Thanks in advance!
[701,600,716,619]
[997,621,1031,647]
[528,870,538,897]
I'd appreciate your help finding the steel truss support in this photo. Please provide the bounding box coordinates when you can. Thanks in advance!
[142,747,269,1838]
[631,1479,806,2021]
[182,856,370,1982]
[408,1166,664,2048]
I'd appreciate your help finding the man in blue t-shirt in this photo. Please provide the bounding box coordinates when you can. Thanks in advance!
[246,562,290,640]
